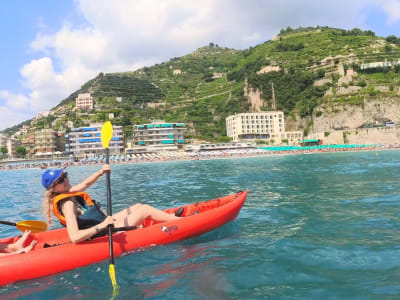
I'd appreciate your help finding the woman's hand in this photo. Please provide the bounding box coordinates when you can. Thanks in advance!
[100,164,111,175]
[99,216,115,230]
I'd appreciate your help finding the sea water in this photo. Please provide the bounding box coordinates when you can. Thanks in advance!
[1,150,400,299]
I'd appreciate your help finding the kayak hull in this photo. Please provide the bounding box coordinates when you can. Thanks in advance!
[0,191,247,286]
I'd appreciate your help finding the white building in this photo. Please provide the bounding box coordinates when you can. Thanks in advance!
[0,135,21,158]
[0,135,8,156]
[65,123,123,156]
[76,93,94,110]
[360,61,392,70]
[186,142,256,152]
[35,111,50,120]
[226,112,286,142]
[7,137,21,158]
[285,131,303,143]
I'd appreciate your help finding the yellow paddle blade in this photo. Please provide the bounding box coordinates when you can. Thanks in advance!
[101,121,113,149]
[109,264,118,293]
[16,220,47,233]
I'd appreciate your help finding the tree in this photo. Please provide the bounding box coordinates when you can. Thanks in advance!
[214,136,232,143]
[15,146,27,158]
[386,35,399,44]
[0,147,7,156]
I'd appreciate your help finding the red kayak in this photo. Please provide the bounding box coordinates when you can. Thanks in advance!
[0,191,247,286]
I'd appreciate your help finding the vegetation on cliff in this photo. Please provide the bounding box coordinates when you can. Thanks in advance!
[3,27,400,141]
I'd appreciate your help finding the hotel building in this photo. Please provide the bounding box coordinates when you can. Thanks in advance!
[35,129,58,153]
[226,112,286,142]
[65,123,124,156]
[7,138,21,158]
[226,111,303,143]
[21,134,36,156]
[129,121,186,153]
[0,135,21,158]
[0,135,8,151]
[76,93,94,110]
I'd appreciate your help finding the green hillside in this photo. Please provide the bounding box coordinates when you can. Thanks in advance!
[3,26,400,141]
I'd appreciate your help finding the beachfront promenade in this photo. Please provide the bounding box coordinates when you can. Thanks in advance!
[0,143,395,171]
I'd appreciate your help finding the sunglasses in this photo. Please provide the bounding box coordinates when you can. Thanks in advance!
[54,172,68,186]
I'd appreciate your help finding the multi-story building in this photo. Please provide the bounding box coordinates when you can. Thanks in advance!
[35,129,57,153]
[226,112,286,142]
[65,123,124,156]
[0,134,10,157]
[0,134,8,151]
[55,132,65,153]
[285,131,303,144]
[21,134,36,156]
[7,137,21,158]
[76,93,94,110]
[129,121,186,153]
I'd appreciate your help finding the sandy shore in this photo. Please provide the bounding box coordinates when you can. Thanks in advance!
[1,145,398,172]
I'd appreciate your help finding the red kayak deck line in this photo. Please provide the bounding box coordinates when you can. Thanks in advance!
[0,191,247,286]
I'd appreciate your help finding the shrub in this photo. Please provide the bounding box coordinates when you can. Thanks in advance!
[358,80,367,87]
[386,35,400,44]
[367,86,378,96]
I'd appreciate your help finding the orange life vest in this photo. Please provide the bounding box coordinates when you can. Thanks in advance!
[52,192,95,226]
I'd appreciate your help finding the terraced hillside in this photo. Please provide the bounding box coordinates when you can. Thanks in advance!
[3,26,400,142]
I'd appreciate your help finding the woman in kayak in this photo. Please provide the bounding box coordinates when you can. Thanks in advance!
[42,165,182,243]
[0,230,37,256]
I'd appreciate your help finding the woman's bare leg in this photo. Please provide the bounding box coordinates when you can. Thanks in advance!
[113,204,179,227]
[9,230,31,251]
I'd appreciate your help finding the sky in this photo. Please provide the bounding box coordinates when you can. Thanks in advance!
[1,0,400,131]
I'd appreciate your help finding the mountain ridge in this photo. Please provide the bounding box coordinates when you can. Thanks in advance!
[3,26,400,143]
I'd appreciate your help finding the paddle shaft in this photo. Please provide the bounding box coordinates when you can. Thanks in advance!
[105,147,115,265]
[0,220,16,226]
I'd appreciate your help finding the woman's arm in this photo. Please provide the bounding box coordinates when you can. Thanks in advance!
[62,200,114,243]
[69,164,110,193]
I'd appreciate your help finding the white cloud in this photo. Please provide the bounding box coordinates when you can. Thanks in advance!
[20,57,69,111]
[380,0,400,23]
[0,92,33,129]
[1,0,399,131]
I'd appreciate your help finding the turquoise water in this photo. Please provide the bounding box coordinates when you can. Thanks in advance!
[1,151,400,299]
[259,143,377,151]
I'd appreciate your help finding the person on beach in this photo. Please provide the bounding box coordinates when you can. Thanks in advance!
[41,165,182,243]
[0,230,37,256]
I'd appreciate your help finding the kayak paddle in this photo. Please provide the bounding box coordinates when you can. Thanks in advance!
[101,121,118,294]
[0,220,47,233]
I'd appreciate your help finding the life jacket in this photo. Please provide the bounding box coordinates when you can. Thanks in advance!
[52,192,105,228]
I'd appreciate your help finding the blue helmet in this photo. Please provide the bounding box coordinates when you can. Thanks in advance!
[42,168,64,189]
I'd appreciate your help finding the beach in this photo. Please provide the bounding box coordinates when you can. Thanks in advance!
[0,143,397,171]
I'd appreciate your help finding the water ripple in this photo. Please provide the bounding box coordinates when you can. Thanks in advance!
[1,150,400,299]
